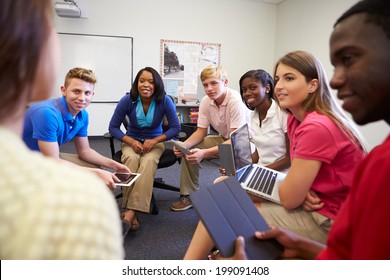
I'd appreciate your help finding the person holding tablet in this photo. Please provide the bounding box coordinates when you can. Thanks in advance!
[171,65,249,212]
[23,67,130,190]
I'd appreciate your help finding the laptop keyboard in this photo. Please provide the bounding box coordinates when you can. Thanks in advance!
[239,165,277,195]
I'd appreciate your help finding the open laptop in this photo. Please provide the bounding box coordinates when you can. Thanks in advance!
[218,123,286,204]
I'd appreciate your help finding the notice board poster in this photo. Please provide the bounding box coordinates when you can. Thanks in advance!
[160,39,221,102]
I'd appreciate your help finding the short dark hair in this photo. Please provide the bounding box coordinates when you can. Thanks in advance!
[335,0,390,39]
[130,67,166,103]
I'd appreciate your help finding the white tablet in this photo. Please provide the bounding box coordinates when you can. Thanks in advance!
[114,172,141,187]
[171,140,192,155]
[171,140,202,168]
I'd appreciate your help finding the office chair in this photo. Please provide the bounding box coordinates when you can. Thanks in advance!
[104,96,183,215]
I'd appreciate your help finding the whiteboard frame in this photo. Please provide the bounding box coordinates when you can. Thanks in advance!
[56,32,133,103]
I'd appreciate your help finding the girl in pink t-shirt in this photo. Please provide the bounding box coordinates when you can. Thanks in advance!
[184,51,368,260]
[256,50,367,244]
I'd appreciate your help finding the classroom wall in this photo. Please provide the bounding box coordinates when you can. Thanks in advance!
[54,0,278,88]
[54,0,388,148]
[53,0,277,135]
[275,0,388,149]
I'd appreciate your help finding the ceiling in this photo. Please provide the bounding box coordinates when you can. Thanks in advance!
[251,0,285,4]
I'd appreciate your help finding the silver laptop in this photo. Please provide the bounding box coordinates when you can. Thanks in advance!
[218,123,252,176]
[219,123,286,204]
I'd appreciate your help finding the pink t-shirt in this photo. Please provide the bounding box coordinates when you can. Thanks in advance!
[197,88,249,139]
[288,111,364,220]
[317,134,390,259]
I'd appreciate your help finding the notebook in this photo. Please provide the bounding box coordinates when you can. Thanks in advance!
[219,123,287,204]
[190,176,282,259]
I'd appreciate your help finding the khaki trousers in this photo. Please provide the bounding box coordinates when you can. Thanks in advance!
[59,153,99,168]
[121,142,165,213]
[258,201,332,244]
[179,135,226,195]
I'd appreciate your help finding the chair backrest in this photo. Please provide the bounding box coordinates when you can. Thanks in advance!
[162,95,176,133]
[122,115,130,131]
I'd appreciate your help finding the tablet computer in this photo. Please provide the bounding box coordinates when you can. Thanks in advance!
[114,172,141,187]
[190,176,282,259]
[171,140,202,168]
[171,140,192,155]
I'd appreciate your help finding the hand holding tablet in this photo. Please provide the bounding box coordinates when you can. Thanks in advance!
[171,140,192,155]
[114,172,141,187]
[171,140,202,168]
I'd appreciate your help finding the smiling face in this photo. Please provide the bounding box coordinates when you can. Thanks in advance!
[137,70,155,102]
[274,63,316,120]
[61,78,94,116]
[330,13,390,125]
[241,77,270,109]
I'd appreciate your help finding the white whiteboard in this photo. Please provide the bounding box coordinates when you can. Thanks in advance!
[55,33,133,102]
[55,33,133,136]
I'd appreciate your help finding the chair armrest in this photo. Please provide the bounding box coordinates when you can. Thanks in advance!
[103,132,116,159]
[103,132,113,139]
[178,131,187,141]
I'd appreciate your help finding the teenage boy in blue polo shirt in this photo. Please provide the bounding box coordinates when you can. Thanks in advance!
[23,67,130,189]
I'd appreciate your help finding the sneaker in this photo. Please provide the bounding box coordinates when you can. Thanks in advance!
[171,195,192,211]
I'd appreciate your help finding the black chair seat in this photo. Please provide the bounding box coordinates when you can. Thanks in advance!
[158,149,177,168]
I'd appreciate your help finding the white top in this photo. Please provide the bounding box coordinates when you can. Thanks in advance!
[0,127,124,259]
[250,99,289,173]
[197,88,249,139]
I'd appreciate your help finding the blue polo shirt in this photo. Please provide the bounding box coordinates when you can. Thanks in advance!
[23,97,89,151]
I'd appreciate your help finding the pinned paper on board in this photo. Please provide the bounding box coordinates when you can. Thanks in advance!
[160,39,221,101]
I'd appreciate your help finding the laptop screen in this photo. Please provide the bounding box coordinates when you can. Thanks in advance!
[230,124,253,170]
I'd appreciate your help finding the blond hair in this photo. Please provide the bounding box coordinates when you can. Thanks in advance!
[200,65,227,82]
[64,67,97,87]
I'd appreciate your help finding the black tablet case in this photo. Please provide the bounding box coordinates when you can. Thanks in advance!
[190,176,282,260]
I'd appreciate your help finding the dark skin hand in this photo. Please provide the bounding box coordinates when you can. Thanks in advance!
[219,226,325,260]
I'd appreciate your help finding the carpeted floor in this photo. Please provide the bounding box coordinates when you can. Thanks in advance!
[60,137,221,260]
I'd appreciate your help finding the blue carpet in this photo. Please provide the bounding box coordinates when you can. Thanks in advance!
[61,137,221,259]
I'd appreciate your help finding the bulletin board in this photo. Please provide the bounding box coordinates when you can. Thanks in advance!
[160,39,221,102]
[56,33,133,102]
